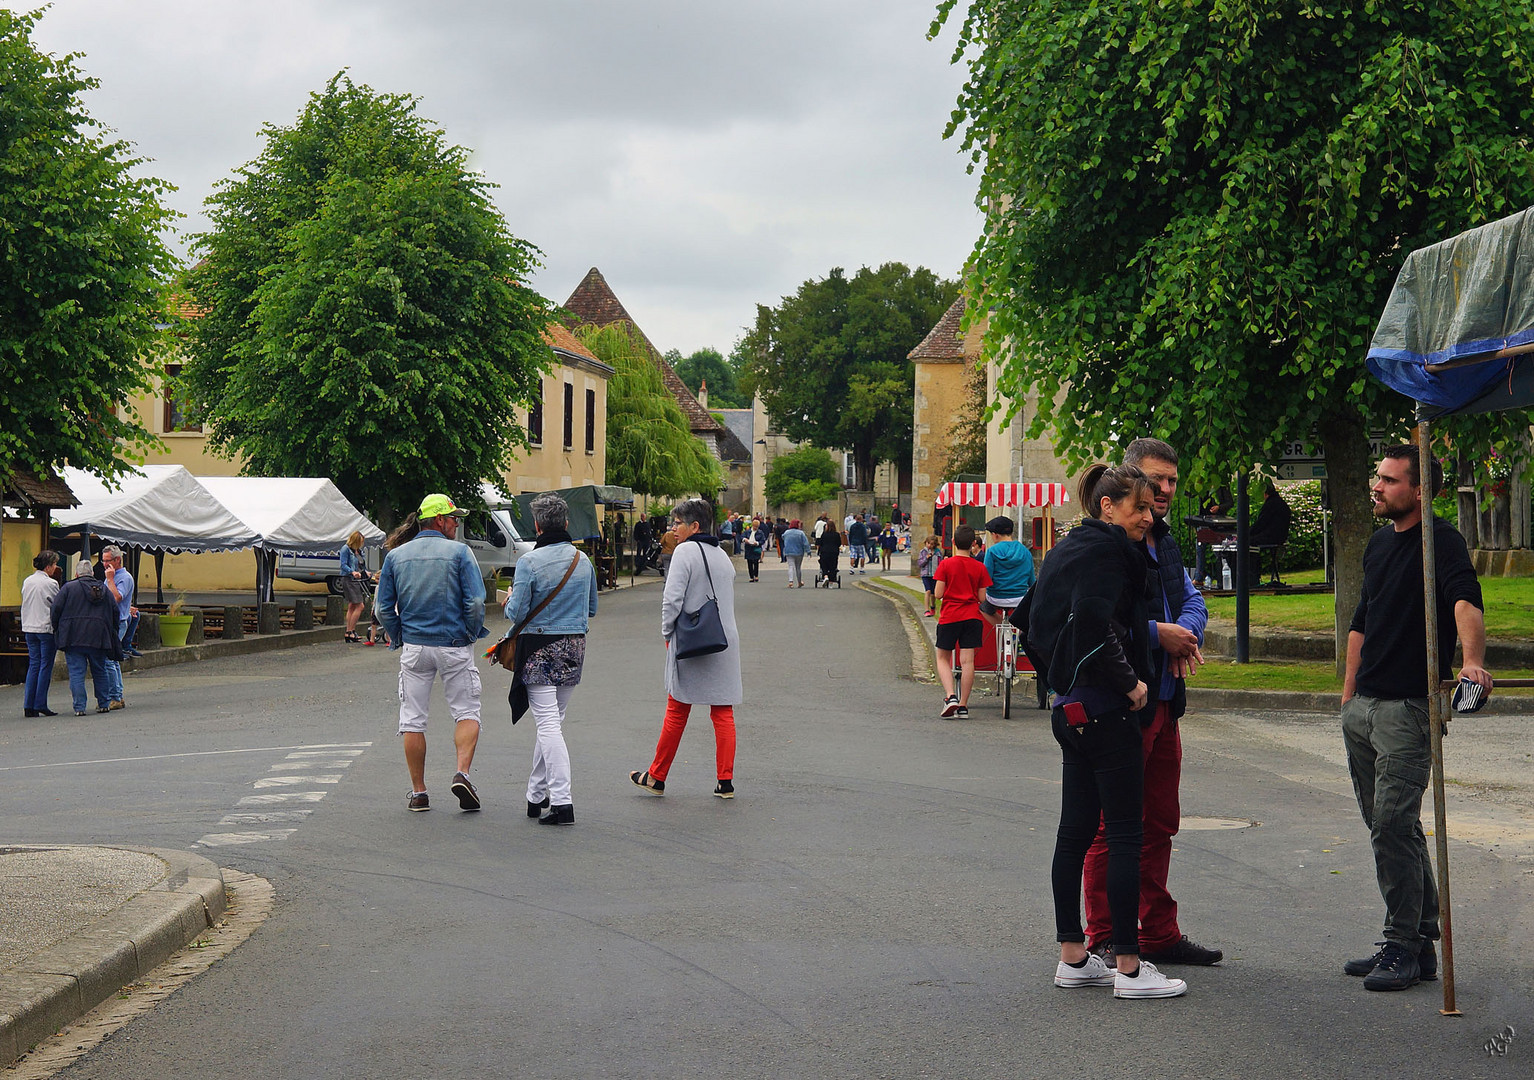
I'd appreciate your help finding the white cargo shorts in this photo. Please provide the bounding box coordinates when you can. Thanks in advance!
[397,644,482,733]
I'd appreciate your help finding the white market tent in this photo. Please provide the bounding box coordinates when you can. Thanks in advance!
[195,477,383,555]
[54,465,259,553]
[197,477,384,603]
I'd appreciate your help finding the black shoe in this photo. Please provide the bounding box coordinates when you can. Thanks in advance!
[1141,935,1223,966]
[527,796,551,818]
[1088,940,1116,968]
[714,779,734,799]
[1363,941,1421,991]
[450,771,481,811]
[538,803,575,825]
[407,791,430,812]
[37,708,57,716]
[631,770,665,794]
[24,709,38,717]
[1346,939,1437,980]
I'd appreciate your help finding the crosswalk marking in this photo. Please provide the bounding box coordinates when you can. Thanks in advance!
[196,830,298,847]
[237,791,329,805]
[253,774,342,788]
[196,741,371,849]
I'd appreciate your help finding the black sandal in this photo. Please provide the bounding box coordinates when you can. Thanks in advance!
[630,770,665,794]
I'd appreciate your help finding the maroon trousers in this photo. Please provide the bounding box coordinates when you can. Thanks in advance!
[1083,700,1182,952]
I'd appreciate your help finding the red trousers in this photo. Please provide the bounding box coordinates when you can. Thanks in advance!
[1084,700,1182,952]
[648,695,736,782]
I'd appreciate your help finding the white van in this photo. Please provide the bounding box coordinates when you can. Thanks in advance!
[276,548,381,595]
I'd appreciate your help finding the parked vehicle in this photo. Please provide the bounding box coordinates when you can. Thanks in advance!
[277,547,382,595]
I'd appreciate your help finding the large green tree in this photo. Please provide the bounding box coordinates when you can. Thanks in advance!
[670,346,748,409]
[764,445,840,506]
[583,323,722,499]
[182,74,552,523]
[937,0,1534,660]
[742,263,958,490]
[0,10,177,482]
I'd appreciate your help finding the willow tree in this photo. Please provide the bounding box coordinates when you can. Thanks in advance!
[582,323,721,499]
[936,0,1534,656]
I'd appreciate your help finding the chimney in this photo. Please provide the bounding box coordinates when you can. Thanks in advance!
[697,379,709,410]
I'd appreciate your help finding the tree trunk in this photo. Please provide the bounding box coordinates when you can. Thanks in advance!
[1318,407,1374,677]
[853,445,875,493]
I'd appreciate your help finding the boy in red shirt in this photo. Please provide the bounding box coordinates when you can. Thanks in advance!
[934,524,992,718]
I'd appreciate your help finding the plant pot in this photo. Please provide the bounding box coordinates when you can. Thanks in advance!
[159,614,194,648]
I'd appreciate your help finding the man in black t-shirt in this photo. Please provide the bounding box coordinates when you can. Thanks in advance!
[1341,444,1491,993]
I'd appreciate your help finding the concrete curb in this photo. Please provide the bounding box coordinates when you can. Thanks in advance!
[1204,619,1534,669]
[0,847,226,1066]
[43,625,347,685]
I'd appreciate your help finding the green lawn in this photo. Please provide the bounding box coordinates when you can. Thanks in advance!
[1202,570,1534,640]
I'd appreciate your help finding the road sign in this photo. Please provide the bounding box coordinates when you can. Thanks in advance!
[1277,461,1327,481]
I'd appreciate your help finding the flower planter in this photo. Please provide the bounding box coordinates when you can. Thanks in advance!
[159,614,194,648]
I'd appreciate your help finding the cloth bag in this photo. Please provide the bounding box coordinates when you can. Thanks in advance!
[674,546,728,659]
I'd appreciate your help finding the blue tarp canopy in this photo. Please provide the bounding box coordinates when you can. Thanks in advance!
[1367,206,1534,417]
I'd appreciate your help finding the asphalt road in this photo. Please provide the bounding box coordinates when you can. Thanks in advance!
[2,572,1531,1078]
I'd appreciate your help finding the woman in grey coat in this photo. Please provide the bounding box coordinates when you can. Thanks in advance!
[631,498,742,798]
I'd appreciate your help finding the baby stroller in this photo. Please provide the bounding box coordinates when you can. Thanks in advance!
[815,548,841,588]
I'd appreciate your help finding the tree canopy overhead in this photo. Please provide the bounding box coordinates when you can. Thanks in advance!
[182,73,553,523]
[764,445,839,507]
[742,263,957,490]
[584,323,722,499]
[0,9,177,482]
[936,0,1534,655]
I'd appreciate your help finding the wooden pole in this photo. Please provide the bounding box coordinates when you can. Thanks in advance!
[1417,419,1460,1016]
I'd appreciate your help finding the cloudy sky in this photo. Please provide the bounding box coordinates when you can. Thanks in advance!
[29,0,982,355]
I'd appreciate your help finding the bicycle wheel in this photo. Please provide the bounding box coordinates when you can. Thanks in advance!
[1002,672,1012,718]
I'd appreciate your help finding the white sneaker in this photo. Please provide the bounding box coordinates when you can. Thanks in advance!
[1114,960,1188,999]
[1055,953,1117,988]
[939,695,960,718]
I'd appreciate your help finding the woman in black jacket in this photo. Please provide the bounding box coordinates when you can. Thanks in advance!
[815,522,841,586]
[1026,462,1186,1000]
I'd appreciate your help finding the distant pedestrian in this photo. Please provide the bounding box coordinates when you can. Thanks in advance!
[51,561,120,716]
[21,550,61,717]
[741,516,765,582]
[933,525,991,719]
[99,545,134,710]
[781,519,810,587]
[503,493,598,826]
[631,498,741,798]
[658,525,679,576]
[340,529,369,643]
[848,513,869,574]
[917,535,943,617]
[374,493,489,814]
[879,525,898,571]
[816,520,842,586]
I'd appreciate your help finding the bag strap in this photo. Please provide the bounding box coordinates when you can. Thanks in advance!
[690,539,718,600]
[504,552,581,642]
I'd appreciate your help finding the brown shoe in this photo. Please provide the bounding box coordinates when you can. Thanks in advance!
[108,700,126,711]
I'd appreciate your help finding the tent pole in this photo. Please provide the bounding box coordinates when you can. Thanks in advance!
[1416,419,1459,1016]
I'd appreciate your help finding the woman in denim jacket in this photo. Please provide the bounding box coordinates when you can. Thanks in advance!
[503,493,599,826]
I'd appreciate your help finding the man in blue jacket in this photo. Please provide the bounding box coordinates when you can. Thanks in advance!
[376,493,489,813]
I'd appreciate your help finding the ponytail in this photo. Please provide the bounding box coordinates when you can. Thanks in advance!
[1078,463,1153,519]
[386,512,421,552]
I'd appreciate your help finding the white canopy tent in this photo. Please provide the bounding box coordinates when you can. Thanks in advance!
[197,477,384,603]
[54,465,259,554]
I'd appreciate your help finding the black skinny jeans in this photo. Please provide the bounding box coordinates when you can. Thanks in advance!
[1051,706,1144,955]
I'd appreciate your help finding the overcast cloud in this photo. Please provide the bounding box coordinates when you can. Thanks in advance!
[28,0,981,354]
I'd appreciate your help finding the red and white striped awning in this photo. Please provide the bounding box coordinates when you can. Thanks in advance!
[933,482,1070,509]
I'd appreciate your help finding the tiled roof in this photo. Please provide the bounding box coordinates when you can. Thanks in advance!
[908,296,968,361]
[717,425,752,463]
[1,466,78,508]
[563,267,723,434]
[542,322,601,363]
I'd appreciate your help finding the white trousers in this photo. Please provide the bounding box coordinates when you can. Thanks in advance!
[397,644,482,733]
[526,683,575,806]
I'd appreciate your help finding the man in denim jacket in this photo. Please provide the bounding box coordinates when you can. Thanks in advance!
[375,493,489,813]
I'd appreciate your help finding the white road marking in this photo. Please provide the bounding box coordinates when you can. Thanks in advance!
[0,741,373,772]
[269,759,353,770]
[195,830,298,847]
[285,749,366,758]
[237,791,329,805]
[218,810,315,824]
[253,774,342,787]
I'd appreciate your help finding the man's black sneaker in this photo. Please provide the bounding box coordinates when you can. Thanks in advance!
[1362,942,1420,991]
[953,705,969,719]
[1088,940,1116,968]
[450,771,481,811]
[407,791,430,812]
[538,803,575,826]
[527,795,551,818]
[1346,939,1437,980]
[714,779,734,799]
[1141,935,1223,966]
